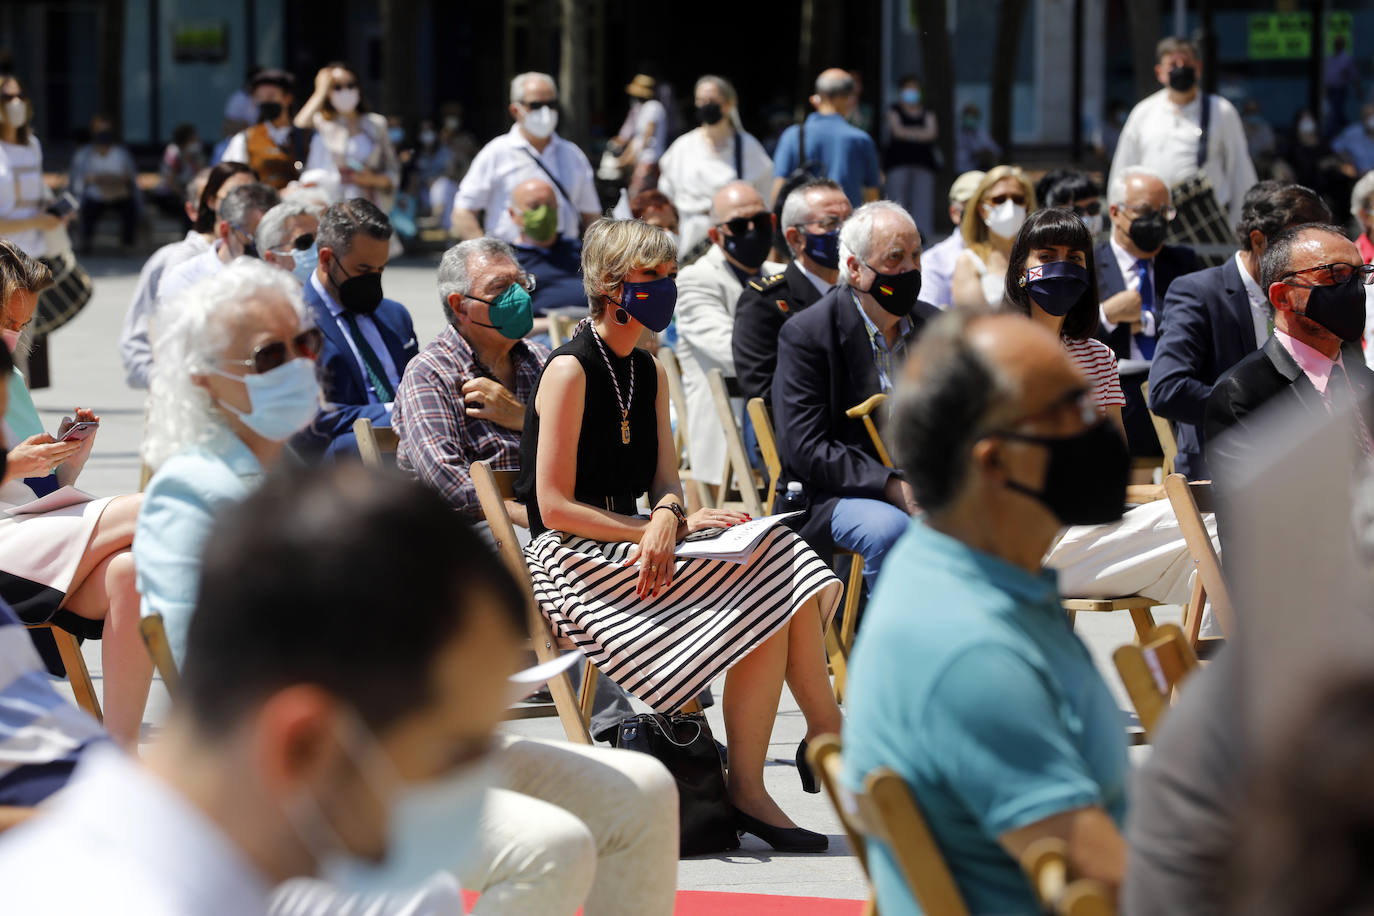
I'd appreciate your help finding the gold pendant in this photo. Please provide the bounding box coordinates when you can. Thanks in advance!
[621,418,631,445]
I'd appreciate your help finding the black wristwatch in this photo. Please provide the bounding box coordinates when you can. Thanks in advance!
[653,502,688,525]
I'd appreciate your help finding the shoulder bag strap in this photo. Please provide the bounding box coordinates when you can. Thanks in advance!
[1196,92,1211,170]
[733,130,743,179]
[520,147,575,211]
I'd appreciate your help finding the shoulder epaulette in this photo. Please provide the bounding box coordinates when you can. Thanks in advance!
[747,272,787,293]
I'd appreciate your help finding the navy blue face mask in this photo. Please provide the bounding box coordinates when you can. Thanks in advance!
[1022,260,1090,317]
[612,276,677,332]
[802,229,840,269]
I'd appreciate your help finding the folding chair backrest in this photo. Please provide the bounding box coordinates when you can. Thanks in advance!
[707,368,764,517]
[354,417,399,470]
[470,460,593,744]
[854,765,970,915]
[1141,382,1178,478]
[1021,837,1117,916]
[1163,473,1233,640]
[846,394,893,468]
[808,735,872,876]
[548,313,581,349]
[747,398,782,515]
[27,624,101,721]
[139,613,181,698]
[657,347,690,466]
[1112,622,1199,738]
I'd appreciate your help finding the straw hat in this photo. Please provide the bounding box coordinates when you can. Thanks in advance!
[625,74,656,100]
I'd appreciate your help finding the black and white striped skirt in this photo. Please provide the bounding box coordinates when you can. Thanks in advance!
[525,523,842,713]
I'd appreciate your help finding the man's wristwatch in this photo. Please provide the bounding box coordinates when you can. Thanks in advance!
[653,502,688,525]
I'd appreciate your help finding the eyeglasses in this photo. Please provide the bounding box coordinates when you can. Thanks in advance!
[521,100,559,112]
[1122,204,1177,223]
[470,274,537,303]
[220,328,325,374]
[985,387,1098,436]
[1280,262,1374,287]
[986,193,1027,207]
[717,210,771,236]
[793,214,843,232]
[270,234,315,258]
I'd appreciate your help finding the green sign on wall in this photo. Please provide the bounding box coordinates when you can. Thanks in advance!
[1249,11,1354,60]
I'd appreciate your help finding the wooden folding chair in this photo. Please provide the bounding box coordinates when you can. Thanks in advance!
[706,368,763,515]
[1163,473,1231,651]
[138,613,181,698]
[847,393,893,467]
[1021,837,1117,916]
[656,347,708,512]
[354,417,399,470]
[748,397,866,703]
[547,313,581,348]
[807,734,878,915]
[1141,381,1179,479]
[1112,622,1199,739]
[25,624,101,721]
[471,460,597,744]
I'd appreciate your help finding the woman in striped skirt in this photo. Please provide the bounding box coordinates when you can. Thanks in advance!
[514,218,844,852]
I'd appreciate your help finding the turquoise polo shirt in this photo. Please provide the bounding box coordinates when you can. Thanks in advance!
[772,113,881,207]
[842,520,1129,915]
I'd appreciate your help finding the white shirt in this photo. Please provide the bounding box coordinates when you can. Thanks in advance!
[159,240,228,304]
[310,270,399,407]
[0,747,272,915]
[1109,88,1258,221]
[221,123,295,167]
[920,232,966,309]
[795,258,832,296]
[626,99,668,164]
[453,125,598,242]
[0,136,47,257]
[1100,235,1159,359]
[1234,251,1269,348]
[120,231,211,388]
[658,127,774,257]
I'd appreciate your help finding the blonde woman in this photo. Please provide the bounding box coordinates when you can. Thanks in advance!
[514,217,843,852]
[951,164,1037,308]
[295,62,400,213]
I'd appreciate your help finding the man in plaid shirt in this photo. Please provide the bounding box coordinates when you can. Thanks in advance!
[393,238,548,531]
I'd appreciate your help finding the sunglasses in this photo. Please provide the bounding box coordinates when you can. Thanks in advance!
[719,211,771,235]
[332,82,358,91]
[793,214,843,232]
[987,193,1027,206]
[0,92,23,104]
[221,328,325,375]
[271,234,315,258]
[1072,201,1102,217]
[521,100,559,112]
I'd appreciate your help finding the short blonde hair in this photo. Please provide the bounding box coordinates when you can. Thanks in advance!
[961,165,1037,259]
[580,217,677,318]
[0,239,52,322]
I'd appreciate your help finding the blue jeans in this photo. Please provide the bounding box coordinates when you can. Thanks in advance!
[830,497,911,594]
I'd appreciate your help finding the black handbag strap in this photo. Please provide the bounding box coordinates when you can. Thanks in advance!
[733,130,742,179]
[520,147,576,211]
[1196,92,1210,170]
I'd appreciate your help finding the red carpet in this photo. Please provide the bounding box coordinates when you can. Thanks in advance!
[462,889,866,914]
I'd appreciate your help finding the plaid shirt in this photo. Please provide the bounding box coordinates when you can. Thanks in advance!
[393,325,548,517]
[851,290,914,397]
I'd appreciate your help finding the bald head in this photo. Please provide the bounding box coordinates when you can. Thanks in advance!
[511,178,557,213]
[709,181,766,223]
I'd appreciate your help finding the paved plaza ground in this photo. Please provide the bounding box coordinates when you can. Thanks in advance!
[36,253,1163,903]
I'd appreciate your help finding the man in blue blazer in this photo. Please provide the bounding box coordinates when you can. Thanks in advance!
[774,201,937,591]
[1148,181,1330,478]
[294,199,419,458]
[1094,167,1201,458]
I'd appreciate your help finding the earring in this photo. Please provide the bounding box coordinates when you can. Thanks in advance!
[614,307,630,325]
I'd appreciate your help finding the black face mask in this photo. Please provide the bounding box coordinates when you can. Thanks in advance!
[695,102,723,126]
[1003,421,1129,526]
[258,101,284,123]
[1022,261,1089,317]
[720,217,773,270]
[1126,212,1168,253]
[328,257,384,315]
[862,264,922,317]
[1167,65,1197,92]
[1299,273,1367,343]
[93,130,114,145]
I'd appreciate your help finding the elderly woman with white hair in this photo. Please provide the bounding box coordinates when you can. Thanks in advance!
[255,198,323,282]
[658,75,774,258]
[134,259,323,665]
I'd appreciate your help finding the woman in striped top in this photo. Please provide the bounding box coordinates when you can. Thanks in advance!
[1001,207,1127,438]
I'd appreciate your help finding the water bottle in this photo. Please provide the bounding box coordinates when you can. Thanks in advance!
[779,481,809,515]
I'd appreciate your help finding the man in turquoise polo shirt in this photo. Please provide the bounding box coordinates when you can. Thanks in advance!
[843,310,1133,914]
[771,69,881,208]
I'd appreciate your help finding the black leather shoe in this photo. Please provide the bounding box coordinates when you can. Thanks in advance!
[796,739,819,794]
[733,807,829,852]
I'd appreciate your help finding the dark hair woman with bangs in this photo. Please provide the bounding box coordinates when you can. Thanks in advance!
[1001,207,1127,437]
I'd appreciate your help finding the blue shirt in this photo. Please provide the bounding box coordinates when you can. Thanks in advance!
[513,237,586,317]
[843,521,1129,915]
[1333,123,1374,173]
[772,113,880,206]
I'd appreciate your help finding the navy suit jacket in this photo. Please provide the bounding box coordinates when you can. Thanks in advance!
[294,278,419,458]
[772,286,938,560]
[1146,257,1258,479]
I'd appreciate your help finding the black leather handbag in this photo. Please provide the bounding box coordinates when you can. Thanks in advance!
[615,711,739,856]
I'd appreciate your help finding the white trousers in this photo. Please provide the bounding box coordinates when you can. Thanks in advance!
[269,735,679,916]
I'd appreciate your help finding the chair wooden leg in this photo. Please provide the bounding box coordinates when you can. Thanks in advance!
[528,602,592,745]
[50,627,102,722]
[826,623,850,704]
[577,661,599,731]
[1128,607,1158,642]
[1181,576,1206,651]
[1066,609,1077,629]
[840,554,864,656]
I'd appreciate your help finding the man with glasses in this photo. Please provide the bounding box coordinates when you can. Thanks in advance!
[1207,223,1374,477]
[734,177,851,406]
[675,181,783,488]
[1149,182,1331,479]
[451,72,599,244]
[844,311,1131,915]
[1096,166,1201,459]
[157,182,281,304]
[256,199,322,279]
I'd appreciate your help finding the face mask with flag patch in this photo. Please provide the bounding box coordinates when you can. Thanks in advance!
[1021,260,1090,317]
[614,276,677,332]
[861,264,922,317]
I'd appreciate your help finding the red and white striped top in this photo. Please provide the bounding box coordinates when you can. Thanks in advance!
[1062,336,1126,409]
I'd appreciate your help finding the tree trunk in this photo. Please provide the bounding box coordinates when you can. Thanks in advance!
[916,0,955,227]
[1127,0,1162,102]
[101,0,124,129]
[989,0,1029,157]
[558,0,588,148]
[380,0,419,127]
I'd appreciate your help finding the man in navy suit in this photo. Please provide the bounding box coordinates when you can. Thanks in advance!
[1148,181,1331,478]
[1094,167,1201,458]
[294,198,419,458]
[774,201,937,591]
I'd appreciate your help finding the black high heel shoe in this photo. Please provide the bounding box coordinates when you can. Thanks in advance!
[796,739,819,794]
[733,806,829,852]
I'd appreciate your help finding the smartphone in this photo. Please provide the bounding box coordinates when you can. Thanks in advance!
[47,191,78,219]
[59,421,98,442]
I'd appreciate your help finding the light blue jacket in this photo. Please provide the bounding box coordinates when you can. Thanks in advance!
[133,434,263,666]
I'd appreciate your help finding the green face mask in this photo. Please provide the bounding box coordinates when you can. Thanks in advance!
[521,204,558,243]
[469,282,535,340]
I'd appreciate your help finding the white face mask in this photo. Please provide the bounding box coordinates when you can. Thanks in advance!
[983,200,1027,239]
[1081,212,1103,236]
[330,88,360,115]
[1299,117,1318,135]
[522,105,558,139]
[3,99,26,128]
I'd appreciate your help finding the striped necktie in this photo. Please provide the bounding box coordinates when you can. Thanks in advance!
[1134,259,1156,359]
[342,312,395,402]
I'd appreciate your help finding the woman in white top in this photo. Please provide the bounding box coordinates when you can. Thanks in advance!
[0,74,61,259]
[294,63,400,213]
[951,164,1036,309]
[658,75,773,259]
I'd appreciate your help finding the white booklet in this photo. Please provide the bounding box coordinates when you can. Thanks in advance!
[508,650,583,703]
[5,486,96,517]
[674,511,804,564]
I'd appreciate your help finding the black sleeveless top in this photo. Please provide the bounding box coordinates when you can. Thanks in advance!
[515,325,659,536]
[883,104,938,170]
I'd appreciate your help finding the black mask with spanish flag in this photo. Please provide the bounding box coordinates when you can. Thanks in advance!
[862,264,922,317]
